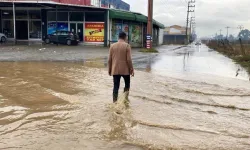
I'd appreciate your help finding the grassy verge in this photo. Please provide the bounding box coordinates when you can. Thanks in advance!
[234,55,250,73]
[139,48,159,53]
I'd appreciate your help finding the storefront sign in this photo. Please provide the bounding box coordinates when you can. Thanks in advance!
[84,22,104,42]
[48,22,68,34]
[122,24,129,36]
[112,23,122,41]
[129,24,141,44]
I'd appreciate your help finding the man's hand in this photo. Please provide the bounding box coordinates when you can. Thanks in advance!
[130,69,134,77]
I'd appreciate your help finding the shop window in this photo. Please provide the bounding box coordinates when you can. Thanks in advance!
[16,10,28,19]
[57,12,68,21]
[85,12,104,22]
[47,12,56,21]
[2,10,13,19]
[2,20,14,38]
[47,12,68,21]
[47,22,68,34]
[70,12,83,21]
[29,10,41,19]
[29,21,42,39]
[112,21,122,41]
[129,24,142,46]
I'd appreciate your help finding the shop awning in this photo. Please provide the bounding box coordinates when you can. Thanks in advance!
[135,14,147,23]
[109,9,165,29]
[109,9,136,21]
[153,20,165,29]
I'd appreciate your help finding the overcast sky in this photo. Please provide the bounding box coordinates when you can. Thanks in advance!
[123,0,250,37]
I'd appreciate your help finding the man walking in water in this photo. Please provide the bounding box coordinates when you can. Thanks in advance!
[108,32,134,103]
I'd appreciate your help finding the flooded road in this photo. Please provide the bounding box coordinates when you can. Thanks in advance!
[152,44,249,81]
[0,44,250,150]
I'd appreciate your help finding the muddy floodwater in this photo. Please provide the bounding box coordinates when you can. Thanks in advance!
[0,44,250,150]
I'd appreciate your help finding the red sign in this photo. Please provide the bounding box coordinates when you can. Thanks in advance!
[85,22,105,43]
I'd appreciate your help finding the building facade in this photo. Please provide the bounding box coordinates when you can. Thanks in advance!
[101,0,130,11]
[109,10,164,47]
[0,1,163,47]
[163,25,190,44]
[0,0,130,11]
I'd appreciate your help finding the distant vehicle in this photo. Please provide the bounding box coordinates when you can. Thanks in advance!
[44,31,79,46]
[0,33,7,43]
[195,41,201,45]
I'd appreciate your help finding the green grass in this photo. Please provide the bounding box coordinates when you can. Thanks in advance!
[233,55,250,73]
[234,55,250,62]
[139,48,159,53]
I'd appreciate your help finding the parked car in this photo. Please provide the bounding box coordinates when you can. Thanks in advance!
[0,33,7,43]
[45,31,79,46]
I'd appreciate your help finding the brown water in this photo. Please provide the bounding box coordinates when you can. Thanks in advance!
[1,61,250,150]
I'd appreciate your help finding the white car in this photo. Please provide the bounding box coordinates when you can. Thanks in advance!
[0,33,7,43]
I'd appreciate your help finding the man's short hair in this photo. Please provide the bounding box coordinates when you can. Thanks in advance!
[119,32,127,40]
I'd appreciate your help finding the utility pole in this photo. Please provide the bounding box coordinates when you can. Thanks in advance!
[12,1,16,44]
[146,0,153,49]
[219,29,222,36]
[185,0,195,44]
[219,29,222,39]
[189,17,195,43]
[56,5,58,46]
[225,26,230,39]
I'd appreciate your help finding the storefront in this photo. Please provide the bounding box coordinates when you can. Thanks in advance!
[0,1,164,47]
[1,9,42,40]
[111,20,143,47]
[46,11,105,43]
[109,10,165,48]
[0,2,108,45]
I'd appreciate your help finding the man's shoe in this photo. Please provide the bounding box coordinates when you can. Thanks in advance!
[113,93,118,103]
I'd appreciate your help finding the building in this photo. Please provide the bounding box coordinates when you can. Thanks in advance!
[101,0,130,11]
[0,0,164,47]
[164,25,190,44]
[109,10,164,47]
[0,0,130,10]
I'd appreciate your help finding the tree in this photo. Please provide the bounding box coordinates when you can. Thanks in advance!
[238,29,250,40]
[214,34,224,40]
[228,34,235,41]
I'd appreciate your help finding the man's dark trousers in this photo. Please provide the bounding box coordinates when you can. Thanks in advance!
[113,75,130,102]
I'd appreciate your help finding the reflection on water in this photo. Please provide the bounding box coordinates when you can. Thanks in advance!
[151,44,250,80]
[0,61,250,150]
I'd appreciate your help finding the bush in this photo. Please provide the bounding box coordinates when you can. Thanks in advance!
[139,48,159,53]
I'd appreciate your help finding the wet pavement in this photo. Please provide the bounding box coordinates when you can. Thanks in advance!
[0,44,250,150]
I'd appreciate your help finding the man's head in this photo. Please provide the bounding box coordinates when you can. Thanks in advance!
[119,32,127,41]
